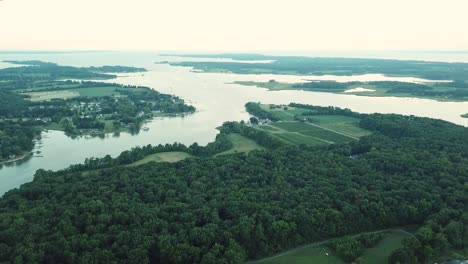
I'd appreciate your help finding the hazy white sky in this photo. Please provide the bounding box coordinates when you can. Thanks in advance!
[1,0,467,51]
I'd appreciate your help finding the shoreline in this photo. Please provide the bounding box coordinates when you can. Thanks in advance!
[0,151,34,165]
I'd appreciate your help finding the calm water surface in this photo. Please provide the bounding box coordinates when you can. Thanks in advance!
[1,51,468,195]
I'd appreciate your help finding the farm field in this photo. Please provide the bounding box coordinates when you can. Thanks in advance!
[256,121,358,145]
[23,90,80,101]
[217,133,264,155]
[128,152,192,166]
[252,104,371,145]
[23,86,148,101]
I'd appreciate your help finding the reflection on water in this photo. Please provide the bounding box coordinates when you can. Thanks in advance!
[0,51,468,195]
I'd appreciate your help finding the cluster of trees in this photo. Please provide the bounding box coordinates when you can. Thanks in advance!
[292,81,434,94]
[0,108,466,263]
[292,81,358,91]
[73,117,105,130]
[244,102,280,121]
[219,121,283,149]
[288,103,361,118]
[121,89,196,114]
[0,61,116,82]
[389,210,467,263]
[87,65,147,73]
[65,133,233,172]
[328,232,384,262]
[0,121,39,161]
[172,55,468,81]
[0,90,28,118]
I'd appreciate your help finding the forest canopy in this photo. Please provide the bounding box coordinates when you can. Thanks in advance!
[0,105,466,263]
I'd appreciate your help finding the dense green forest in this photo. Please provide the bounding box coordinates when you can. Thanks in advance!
[0,105,466,263]
[169,54,468,81]
[0,61,195,162]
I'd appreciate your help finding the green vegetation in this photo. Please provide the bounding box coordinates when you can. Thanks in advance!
[170,54,468,81]
[328,233,385,262]
[0,105,466,263]
[216,133,263,155]
[274,132,327,145]
[462,113,468,118]
[259,246,344,264]
[360,231,409,263]
[170,54,468,101]
[247,103,368,145]
[0,61,195,162]
[129,151,192,166]
[236,80,468,101]
[259,231,411,264]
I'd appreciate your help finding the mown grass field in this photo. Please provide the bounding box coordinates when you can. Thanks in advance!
[260,246,344,264]
[217,133,264,155]
[274,132,327,145]
[359,231,410,264]
[23,90,80,101]
[129,152,192,166]
[23,86,147,101]
[258,230,412,264]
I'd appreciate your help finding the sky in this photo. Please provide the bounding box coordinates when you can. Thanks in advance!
[0,0,467,51]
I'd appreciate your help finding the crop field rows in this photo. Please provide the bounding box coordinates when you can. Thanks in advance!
[257,121,358,145]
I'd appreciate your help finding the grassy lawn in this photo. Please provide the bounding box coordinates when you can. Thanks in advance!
[217,133,264,155]
[257,125,280,132]
[129,152,191,166]
[23,86,148,100]
[260,246,344,264]
[359,231,411,264]
[254,230,413,264]
[320,122,372,138]
[307,115,360,124]
[74,87,122,97]
[299,129,355,143]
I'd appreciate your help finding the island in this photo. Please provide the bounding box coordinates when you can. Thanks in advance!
[0,61,195,163]
[0,103,466,263]
[167,54,468,101]
[462,113,468,118]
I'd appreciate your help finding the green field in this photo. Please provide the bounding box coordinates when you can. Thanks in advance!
[274,132,327,145]
[259,104,310,121]
[23,90,80,101]
[258,246,344,264]
[23,86,148,101]
[359,231,410,263]
[252,105,371,145]
[217,133,264,155]
[306,115,360,124]
[300,129,355,143]
[257,230,412,264]
[270,121,319,132]
[129,152,191,166]
[257,121,358,145]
